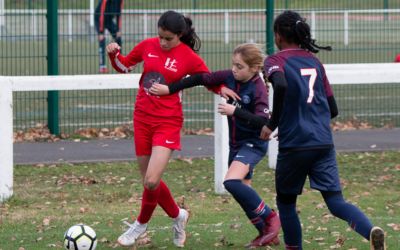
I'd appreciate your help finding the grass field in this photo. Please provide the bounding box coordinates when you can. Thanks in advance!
[1,151,400,249]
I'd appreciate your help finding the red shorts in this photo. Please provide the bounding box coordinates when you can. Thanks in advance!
[133,115,183,156]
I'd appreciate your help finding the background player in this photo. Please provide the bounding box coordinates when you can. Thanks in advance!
[106,10,236,248]
[149,43,281,248]
[261,10,386,250]
[95,0,123,73]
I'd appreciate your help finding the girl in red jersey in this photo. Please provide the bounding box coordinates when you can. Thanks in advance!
[106,10,235,247]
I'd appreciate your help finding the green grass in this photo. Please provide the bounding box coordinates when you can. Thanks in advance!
[1,151,400,249]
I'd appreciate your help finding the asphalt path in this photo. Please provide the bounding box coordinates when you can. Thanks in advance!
[14,129,400,165]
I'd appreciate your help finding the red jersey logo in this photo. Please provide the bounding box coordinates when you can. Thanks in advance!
[164,58,178,72]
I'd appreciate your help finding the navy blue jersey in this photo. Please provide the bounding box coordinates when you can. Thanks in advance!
[264,49,334,149]
[201,70,269,152]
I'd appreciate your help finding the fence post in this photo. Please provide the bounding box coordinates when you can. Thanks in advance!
[266,0,278,169]
[266,0,274,56]
[0,78,13,202]
[383,0,389,21]
[268,84,278,169]
[0,0,5,37]
[143,13,148,40]
[224,11,229,44]
[47,0,59,135]
[214,96,228,194]
[90,0,94,27]
[311,11,316,40]
[344,11,349,46]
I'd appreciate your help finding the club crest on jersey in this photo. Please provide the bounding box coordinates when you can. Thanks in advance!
[242,95,251,104]
[165,58,177,72]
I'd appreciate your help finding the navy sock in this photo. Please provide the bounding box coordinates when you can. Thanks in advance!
[224,179,271,233]
[277,200,302,248]
[323,191,373,240]
[98,38,106,67]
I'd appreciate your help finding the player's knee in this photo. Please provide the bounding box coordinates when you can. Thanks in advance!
[321,191,346,215]
[143,178,160,190]
[223,179,241,193]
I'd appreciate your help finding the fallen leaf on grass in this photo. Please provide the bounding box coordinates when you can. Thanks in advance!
[55,175,97,186]
[42,218,50,226]
[387,223,400,231]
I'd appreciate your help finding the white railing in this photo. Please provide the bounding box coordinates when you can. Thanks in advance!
[1,63,400,201]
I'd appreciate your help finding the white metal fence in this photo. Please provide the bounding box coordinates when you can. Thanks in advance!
[1,8,400,45]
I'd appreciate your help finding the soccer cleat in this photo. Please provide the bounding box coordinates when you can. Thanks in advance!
[246,235,280,248]
[117,220,147,247]
[172,208,189,247]
[370,226,386,250]
[246,210,281,248]
[99,66,108,74]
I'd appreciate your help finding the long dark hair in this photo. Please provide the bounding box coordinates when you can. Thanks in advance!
[157,10,201,52]
[274,10,332,53]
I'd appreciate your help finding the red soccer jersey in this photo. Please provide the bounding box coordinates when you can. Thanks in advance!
[109,37,209,119]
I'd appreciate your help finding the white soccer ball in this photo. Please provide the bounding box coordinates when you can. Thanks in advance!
[64,224,97,250]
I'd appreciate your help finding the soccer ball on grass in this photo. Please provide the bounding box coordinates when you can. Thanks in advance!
[64,224,97,250]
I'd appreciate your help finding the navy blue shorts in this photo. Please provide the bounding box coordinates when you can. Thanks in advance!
[228,143,267,180]
[275,147,341,195]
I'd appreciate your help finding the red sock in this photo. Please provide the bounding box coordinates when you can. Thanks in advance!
[137,185,160,224]
[158,180,179,218]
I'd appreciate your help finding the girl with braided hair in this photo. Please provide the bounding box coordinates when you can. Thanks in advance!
[261,10,386,250]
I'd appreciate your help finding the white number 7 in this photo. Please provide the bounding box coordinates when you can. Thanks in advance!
[300,68,317,103]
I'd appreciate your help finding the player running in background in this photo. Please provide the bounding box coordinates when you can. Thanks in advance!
[261,10,386,250]
[106,10,236,248]
[149,43,281,248]
[395,53,400,62]
[95,0,123,73]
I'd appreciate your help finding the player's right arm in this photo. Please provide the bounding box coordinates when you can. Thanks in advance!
[107,40,144,73]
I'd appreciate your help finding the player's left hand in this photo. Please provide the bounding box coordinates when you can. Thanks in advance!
[260,125,273,140]
[149,83,170,95]
[220,87,240,101]
[218,102,235,116]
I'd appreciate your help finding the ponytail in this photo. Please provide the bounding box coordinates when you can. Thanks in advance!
[180,16,201,52]
[294,20,332,53]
